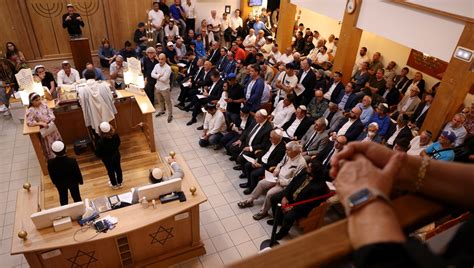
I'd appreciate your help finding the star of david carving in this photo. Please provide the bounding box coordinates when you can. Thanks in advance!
[67,250,98,268]
[149,226,174,245]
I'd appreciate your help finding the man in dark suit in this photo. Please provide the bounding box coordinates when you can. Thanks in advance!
[335,82,358,112]
[295,59,316,106]
[207,41,221,65]
[393,67,410,92]
[402,71,426,97]
[243,64,265,112]
[386,113,413,148]
[240,129,286,194]
[229,109,272,164]
[411,94,433,128]
[220,51,237,79]
[47,141,83,206]
[281,105,314,140]
[269,159,331,240]
[187,70,224,125]
[180,61,214,110]
[323,71,344,104]
[332,106,364,142]
[176,57,205,107]
[316,134,348,182]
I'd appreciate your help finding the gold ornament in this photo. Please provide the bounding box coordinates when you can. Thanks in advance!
[190,186,196,196]
[23,182,31,191]
[169,151,176,158]
[18,231,28,240]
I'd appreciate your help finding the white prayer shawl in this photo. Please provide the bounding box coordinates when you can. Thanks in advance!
[77,80,117,134]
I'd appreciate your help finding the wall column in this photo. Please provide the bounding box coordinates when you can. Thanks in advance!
[422,22,474,137]
[276,0,297,53]
[332,0,363,83]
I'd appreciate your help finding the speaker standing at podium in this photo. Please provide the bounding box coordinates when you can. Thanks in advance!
[62,4,85,38]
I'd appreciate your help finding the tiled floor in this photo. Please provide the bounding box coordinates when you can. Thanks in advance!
[0,87,298,267]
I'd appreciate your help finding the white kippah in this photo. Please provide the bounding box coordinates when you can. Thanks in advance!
[51,141,65,153]
[258,109,268,116]
[152,168,163,179]
[99,122,111,133]
[299,105,307,111]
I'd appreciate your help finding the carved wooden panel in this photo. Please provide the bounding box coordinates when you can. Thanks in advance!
[406,49,448,80]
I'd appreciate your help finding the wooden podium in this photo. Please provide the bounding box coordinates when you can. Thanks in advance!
[69,38,93,73]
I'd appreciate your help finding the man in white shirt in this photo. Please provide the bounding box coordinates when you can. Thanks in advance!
[314,46,329,67]
[182,0,195,31]
[208,10,221,41]
[57,61,80,86]
[352,46,369,76]
[199,103,226,149]
[268,44,281,66]
[273,63,298,105]
[442,113,467,146]
[279,47,294,65]
[148,1,165,44]
[230,9,243,38]
[243,29,256,51]
[109,56,128,89]
[164,19,179,42]
[151,53,173,122]
[271,94,296,128]
[407,130,433,156]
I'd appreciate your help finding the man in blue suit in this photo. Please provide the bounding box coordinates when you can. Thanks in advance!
[220,51,237,79]
[335,82,358,112]
[243,64,264,112]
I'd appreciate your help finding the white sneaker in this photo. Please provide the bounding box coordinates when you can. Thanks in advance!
[0,105,7,112]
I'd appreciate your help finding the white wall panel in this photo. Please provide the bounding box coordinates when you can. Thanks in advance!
[291,0,346,22]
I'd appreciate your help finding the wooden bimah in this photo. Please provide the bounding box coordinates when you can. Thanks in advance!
[69,38,93,73]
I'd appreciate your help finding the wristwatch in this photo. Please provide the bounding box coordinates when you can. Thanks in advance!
[344,187,392,216]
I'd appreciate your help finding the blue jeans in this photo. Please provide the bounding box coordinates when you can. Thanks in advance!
[199,133,223,147]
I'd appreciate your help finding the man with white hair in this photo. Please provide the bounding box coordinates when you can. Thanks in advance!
[237,141,307,221]
[357,122,382,143]
[199,103,226,149]
[110,55,128,89]
[301,118,329,161]
[47,141,83,206]
[151,53,173,122]
[442,113,467,146]
[243,29,256,51]
[142,47,159,105]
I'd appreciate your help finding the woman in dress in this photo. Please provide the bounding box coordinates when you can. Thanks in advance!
[5,42,26,70]
[26,93,62,160]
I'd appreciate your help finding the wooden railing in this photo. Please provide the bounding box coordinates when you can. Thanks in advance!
[228,195,446,268]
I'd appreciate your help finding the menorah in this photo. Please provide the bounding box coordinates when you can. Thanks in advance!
[30,2,64,52]
[70,0,101,48]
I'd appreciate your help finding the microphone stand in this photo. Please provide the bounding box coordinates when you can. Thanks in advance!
[260,203,281,250]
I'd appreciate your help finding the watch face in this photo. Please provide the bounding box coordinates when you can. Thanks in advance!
[349,188,373,208]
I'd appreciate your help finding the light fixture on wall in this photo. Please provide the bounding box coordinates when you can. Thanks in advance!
[453,46,473,62]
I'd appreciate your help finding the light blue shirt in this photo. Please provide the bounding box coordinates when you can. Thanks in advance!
[356,103,374,125]
[425,142,455,161]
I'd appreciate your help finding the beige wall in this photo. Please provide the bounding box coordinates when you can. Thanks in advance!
[298,7,342,41]
[358,31,440,90]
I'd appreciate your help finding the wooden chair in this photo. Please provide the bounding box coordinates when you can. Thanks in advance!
[296,201,330,233]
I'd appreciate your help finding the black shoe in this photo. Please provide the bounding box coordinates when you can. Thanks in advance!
[266,219,274,226]
[233,165,242,170]
[229,156,236,161]
[243,188,252,195]
[274,231,288,240]
[239,173,246,179]
[175,103,184,108]
[186,118,197,125]
[239,183,248,188]
[155,111,165,117]
[178,105,186,111]
[196,125,203,130]
[167,115,173,123]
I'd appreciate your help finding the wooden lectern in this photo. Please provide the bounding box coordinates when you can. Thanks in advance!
[69,38,92,73]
